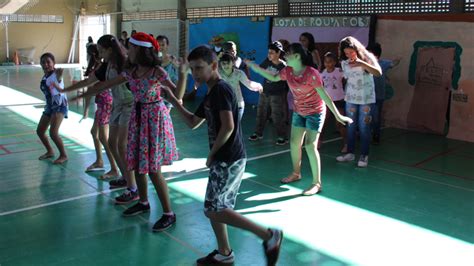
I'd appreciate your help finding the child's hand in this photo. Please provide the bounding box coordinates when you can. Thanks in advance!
[336,115,353,125]
[206,154,214,168]
[244,59,255,68]
[161,86,178,105]
[348,57,364,68]
[176,58,190,74]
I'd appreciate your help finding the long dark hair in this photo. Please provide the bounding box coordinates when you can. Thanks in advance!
[300,32,316,52]
[339,36,375,64]
[288,43,313,67]
[97,34,127,73]
[85,44,100,77]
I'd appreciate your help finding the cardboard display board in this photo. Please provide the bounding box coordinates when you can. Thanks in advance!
[188,17,271,104]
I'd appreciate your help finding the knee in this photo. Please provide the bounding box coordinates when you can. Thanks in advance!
[304,141,317,150]
[49,130,58,139]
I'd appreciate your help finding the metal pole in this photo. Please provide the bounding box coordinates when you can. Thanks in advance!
[5,16,9,62]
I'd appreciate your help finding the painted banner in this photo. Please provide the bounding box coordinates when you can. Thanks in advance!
[188,17,271,104]
[272,16,370,45]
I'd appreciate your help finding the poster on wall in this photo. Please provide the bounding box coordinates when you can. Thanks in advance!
[188,17,271,104]
[272,16,371,64]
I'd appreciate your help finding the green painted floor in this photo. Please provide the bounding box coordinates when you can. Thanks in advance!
[1,66,473,266]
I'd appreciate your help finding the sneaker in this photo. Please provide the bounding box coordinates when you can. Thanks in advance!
[109,177,127,189]
[248,133,263,141]
[336,153,355,162]
[263,229,283,266]
[115,189,139,205]
[357,155,369,168]
[275,138,288,146]
[152,213,176,232]
[196,250,235,265]
[122,202,150,217]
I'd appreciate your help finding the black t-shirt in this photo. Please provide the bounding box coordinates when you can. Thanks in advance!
[94,62,108,81]
[195,80,246,163]
[259,59,288,95]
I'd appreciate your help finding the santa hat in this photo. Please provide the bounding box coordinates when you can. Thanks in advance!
[129,32,160,51]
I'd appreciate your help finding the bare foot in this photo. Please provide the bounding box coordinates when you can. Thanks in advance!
[53,156,68,164]
[85,161,105,172]
[100,170,120,180]
[280,172,302,184]
[39,152,55,160]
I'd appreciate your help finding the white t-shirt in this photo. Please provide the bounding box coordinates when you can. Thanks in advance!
[46,72,67,105]
[321,67,345,101]
[341,60,376,105]
[219,68,261,108]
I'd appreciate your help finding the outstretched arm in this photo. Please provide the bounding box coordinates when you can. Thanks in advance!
[63,75,99,93]
[245,60,281,82]
[162,86,204,130]
[239,72,263,93]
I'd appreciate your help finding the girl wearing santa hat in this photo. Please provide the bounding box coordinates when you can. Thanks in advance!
[75,32,184,232]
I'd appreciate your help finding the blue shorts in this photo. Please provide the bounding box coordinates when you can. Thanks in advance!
[292,112,325,132]
[43,103,68,118]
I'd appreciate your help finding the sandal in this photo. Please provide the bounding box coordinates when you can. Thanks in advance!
[99,171,119,180]
[53,157,68,165]
[280,172,302,184]
[85,162,105,172]
[38,153,54,160]
[302,183,322,196]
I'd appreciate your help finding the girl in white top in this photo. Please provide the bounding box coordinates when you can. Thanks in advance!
[321,52,347,153]
[336,36,381,168]
[218,52,263,120]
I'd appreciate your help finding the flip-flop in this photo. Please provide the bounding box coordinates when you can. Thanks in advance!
[99,172,119,180]
[85,163,105,172]
[280,173,302,184]
[53,158,68,165]
[38,153,55,160]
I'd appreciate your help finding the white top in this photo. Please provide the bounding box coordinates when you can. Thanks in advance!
[321,67,345,101]
[46,72,67,105]
[219,68,262,108]
[341,60,376,104]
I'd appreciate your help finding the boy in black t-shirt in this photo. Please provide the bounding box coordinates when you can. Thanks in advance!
[165,46,283,266]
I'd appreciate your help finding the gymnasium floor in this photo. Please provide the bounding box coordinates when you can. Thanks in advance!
[0,66,473,266]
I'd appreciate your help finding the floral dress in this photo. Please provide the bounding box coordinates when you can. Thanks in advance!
[123,68,178,174]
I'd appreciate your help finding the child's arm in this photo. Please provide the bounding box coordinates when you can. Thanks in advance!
[206,110,234,167]
[80,95,92,122]
[312,50,322,71]
[70,76,126,101]
[63,75,99,93]
[174,58,190,100]
[245,60,281,82]
[349,55,382,77]
[239,71,263,93]
[315,87,352,125]
[162,86,204,129]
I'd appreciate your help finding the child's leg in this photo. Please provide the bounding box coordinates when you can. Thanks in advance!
[135,171,148,203]
[304,130,321,186]
[149,168,172,213]
[254,93,269,136]
[336,105,348,152]
[281,125,306,183]
[270,94,288,140]
[88,119,104,168]
[345,103,359,154]
[49,113,68,163]
[36,114,54,159]
[98,124,119,178]
[109,125,137,189]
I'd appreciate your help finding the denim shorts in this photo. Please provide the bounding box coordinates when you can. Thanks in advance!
[43,103,68,118]
[292,112,325,132]
[204,158,246,212]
